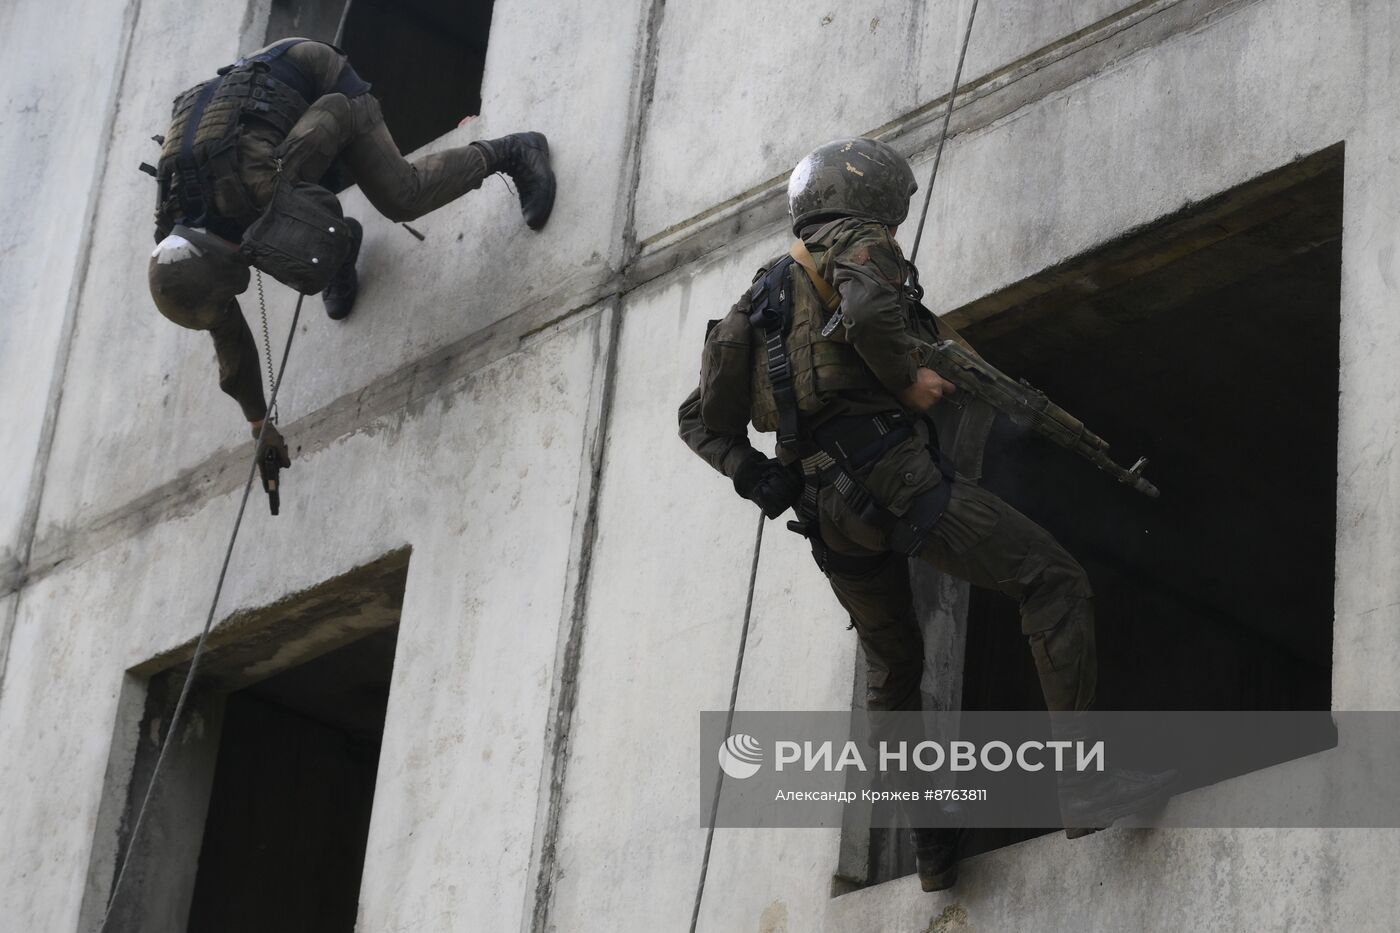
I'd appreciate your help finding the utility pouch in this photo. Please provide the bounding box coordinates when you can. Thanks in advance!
[241,178,353,294]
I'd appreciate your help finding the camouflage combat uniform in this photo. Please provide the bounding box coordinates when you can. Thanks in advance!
[149,38,493,423]
[678,217,1096,720]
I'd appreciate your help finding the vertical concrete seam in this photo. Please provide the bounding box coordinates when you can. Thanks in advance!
[618,0,671,268]
[525,1,670,929]
[523,301,623,933]
[0,0,146,703]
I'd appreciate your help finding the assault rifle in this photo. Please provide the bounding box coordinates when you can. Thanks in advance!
[921,339,1160,498]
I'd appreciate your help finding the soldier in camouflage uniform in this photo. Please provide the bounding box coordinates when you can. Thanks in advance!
[147,37,556,464]
[678,138,1170,891]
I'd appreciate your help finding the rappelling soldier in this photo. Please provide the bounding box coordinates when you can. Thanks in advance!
[678,138,1173,891]
[146,36,556,467]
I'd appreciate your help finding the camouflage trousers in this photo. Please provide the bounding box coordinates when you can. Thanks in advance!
[253,92,491,223]
[818,480,1097,719]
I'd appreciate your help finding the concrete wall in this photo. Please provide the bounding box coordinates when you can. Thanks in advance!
[2,0,1399,931]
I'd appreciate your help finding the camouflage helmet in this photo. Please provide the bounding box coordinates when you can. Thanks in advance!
[787,138,918,234]
[148,224,250,329]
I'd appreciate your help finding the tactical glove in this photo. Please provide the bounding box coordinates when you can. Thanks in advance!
[733,454,803,519]
[254,422,292,469]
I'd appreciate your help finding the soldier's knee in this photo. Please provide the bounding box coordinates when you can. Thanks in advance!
[1018,545,1093,612]
[1027,597,1094,676]
[376,200,419,224]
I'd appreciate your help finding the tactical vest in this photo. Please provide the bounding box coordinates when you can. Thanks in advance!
[156,39,329,237]
[747,226,890,434]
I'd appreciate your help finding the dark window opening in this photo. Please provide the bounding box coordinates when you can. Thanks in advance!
[185,627,397,933]
[266,0,494,156]
[91,551,409,933]
[846,146,1344,888]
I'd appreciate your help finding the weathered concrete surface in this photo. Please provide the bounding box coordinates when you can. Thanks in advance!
[827,826,1400,932]
[0,305,609,932]
[0,0,133,579]
[543,242,785,930]
[635,0,1161,244]
[4,0,1400,931]
[1330,0,1400,715]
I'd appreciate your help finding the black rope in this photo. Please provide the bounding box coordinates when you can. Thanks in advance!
[99,291,305,932]
[689,511,765,933]
[909,0,981,266]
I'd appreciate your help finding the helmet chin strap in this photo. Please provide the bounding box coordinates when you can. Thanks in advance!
[908,0,981,270]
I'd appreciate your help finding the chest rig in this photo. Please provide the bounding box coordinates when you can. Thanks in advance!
[156,40,319,238]
[745,228,953,566]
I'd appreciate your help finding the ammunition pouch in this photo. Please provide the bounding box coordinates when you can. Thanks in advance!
[240,180,354,294]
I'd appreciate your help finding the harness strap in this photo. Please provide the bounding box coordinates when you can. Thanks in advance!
[173,78,224,226]
[788,239,840,311]
[796,411,955,558]
[747,256,802,448]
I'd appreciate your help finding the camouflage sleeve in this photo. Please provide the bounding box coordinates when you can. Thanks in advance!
[826,225,922,395]
[678,385,759,479]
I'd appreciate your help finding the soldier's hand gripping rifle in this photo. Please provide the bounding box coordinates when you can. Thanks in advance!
[921,339,1160,498]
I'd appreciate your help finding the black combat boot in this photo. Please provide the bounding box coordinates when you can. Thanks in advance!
[911,828,961,893]
[474,133,556,230]
[1060,765,1178,838]
[322,217,362,321]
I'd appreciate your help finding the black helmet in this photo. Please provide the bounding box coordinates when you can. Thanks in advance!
[148,225,251,329]
[787,138,917,235]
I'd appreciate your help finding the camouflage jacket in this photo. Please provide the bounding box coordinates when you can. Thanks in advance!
[678,217,941,480]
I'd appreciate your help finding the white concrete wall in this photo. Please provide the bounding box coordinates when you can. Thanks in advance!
[3,0,1400,931]
[0,0,135,583]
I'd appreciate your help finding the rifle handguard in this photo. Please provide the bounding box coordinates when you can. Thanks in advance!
[922,340,1160,498]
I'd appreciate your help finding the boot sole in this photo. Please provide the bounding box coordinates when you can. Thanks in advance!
[519,132,556,231]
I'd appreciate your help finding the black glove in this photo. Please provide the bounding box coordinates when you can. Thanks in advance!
[733,454,803,519]
[254,422,292,469]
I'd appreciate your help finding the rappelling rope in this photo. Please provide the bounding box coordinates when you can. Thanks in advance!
[99,292,305,932]
[909,0,981,267]
[689,511,765,933]
[687,4,981,929]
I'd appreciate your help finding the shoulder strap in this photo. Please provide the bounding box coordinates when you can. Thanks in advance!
[788,239,840,311]
[172,77,225,225]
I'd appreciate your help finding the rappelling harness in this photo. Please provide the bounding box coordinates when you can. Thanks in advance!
[746,243,954,576]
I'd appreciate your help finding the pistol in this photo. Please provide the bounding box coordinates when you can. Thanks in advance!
[258,446,282,515]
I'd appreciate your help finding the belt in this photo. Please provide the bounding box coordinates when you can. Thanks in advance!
[787,411,953,559]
